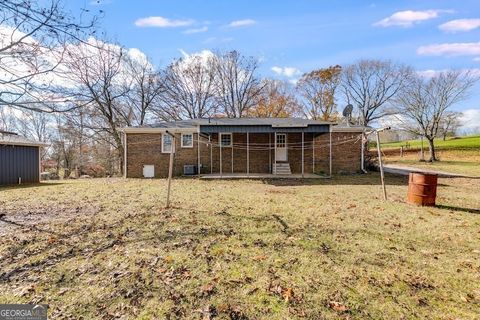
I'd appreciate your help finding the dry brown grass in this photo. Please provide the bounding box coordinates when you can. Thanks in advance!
[0,175,479,319]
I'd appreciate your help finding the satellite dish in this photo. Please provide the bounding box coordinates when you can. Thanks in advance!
[342,104,353,126]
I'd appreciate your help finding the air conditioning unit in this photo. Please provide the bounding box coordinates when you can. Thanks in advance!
[183,165,197,175]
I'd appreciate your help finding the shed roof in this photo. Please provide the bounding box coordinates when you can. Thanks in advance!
[0,134,49,147]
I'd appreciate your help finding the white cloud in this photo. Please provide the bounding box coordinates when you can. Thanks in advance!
[459,108,480,134]
[374,10,450,27]
[417,68,480,78]
[417,42,480,56]
[271,66,301,78]
[183,26,208,34]
[134,16,194,28]
[474,57,480,62]
[439,18,480,33]
[228,19,256,28]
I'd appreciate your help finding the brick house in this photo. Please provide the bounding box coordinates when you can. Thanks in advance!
[123,118,366,178]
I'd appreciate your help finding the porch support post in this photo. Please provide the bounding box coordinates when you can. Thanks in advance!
[220,134,223,177]
[209,135,212,174]
[301,131,304,178]
[269,133,272,173]
[312,133,315,173]
[197,130,201,177]
[246,132,250,177]
[231,134,234,174]
[329,127,333,177]
[274,132,277,175]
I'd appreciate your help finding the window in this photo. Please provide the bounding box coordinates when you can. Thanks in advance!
[162,134,174,153]
[220,133,232,147]
[276,134,286,148]
[181,133,193,148]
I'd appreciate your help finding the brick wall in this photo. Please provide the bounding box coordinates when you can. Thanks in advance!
[312,131,363,174]
[126,133,200,178]
[126,130,363,178]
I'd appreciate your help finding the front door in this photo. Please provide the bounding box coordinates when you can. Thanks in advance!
[275,133,287,162]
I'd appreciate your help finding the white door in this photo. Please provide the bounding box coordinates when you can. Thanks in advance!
[275,134,287,161]
[143,165,155,178]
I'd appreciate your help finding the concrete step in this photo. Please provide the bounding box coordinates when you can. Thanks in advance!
[273,163,292,175]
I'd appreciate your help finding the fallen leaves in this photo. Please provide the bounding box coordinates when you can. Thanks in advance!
[328,300,348,312]
[268,282,299,304]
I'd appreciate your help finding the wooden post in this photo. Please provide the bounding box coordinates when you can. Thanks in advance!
[166,133,175,208]
[246,132,250,177]
[420,135,425,161]
[400,146,403,158]
[301,131,304,178]
[376,131,387,201]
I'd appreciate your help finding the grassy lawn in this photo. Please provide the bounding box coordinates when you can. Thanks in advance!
[382,149,480,177]
[1,176,479,319]
[378,135,480,177]
[380,135,480,150]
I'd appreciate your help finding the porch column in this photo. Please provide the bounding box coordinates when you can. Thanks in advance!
[329,128,332,176]
[220,134,223,177]
[197,131,201,177]
[301,131,304,178]
[246,132,250,177]
[209,135,213,174]
[269,133,272,173]
[312,133,315,173]
[274,132,277,175]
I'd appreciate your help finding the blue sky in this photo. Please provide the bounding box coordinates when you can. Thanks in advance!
[73,0,479,113]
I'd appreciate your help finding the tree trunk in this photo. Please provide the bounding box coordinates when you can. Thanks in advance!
[427,138,437,162]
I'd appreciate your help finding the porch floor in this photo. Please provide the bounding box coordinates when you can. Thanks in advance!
[199,173,328,179]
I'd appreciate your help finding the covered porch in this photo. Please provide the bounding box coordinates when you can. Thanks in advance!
[196,121,332,177]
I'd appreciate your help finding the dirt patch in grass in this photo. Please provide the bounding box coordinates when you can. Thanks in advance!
[0,176,479,319]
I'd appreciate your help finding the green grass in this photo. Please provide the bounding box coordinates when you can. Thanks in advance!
[380,135,480,150]
[1,177,480,319]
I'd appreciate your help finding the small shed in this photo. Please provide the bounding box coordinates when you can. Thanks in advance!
[0,131,48,185]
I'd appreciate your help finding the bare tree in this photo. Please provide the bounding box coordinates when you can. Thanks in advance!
[61,39,129,173]
[296,65,342,121]
[438,111,461,141]
[124,54,163,125]
[0,0,97,111]
[342,59,412,126]
[395,71,476,161]
[248,79,301,117]
[0,107,17,131]
[214,51,265,118]
[156,53,216,120]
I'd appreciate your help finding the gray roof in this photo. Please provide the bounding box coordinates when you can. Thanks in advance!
[136,118,332,129]
[0,134,49,147]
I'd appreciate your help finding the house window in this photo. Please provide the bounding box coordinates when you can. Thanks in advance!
[220,133,232,147]
[181,133,193,148]
[162,134,174,153]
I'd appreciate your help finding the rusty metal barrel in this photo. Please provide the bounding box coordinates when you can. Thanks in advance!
[407,173,438,206]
